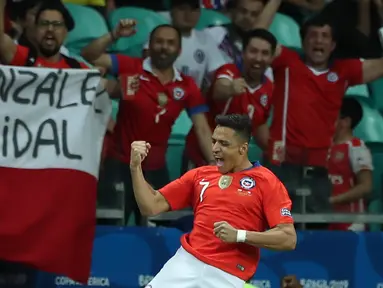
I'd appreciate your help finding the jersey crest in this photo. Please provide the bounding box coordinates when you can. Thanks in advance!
[260,94,268,107]
[327,72,339,82]
[218,175,232,189]
[240,177,256,190]
[194,49,205,64]
[173,87,185,100]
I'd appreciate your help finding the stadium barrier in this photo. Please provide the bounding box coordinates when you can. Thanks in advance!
[0,226,383,288]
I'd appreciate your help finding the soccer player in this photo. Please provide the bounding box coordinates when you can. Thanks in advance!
[255,0,383,221]
[130,114,297,288]
[82,23,214,225]
[0,0,82,68]
[328,98,373,231]
[185,28,275,169]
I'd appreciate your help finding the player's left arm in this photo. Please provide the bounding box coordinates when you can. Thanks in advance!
[330,145,373,205]
[250,175,296,250]
[214,175,296,250]
[186,81,215,164]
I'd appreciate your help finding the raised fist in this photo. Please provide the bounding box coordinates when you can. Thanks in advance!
[130,141,151,168]
[113,19,137,39]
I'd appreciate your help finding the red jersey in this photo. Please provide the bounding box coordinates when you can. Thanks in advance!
[109,55,208,170]
[186,63,273,166]
[159,162,293,280]
[269,47,364,166]
[328,138,373,231]
[10,45,88,69]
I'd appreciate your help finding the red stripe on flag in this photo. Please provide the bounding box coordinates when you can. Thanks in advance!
[0,167,96,283]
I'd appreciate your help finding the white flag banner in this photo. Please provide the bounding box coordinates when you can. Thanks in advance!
[0,65,111,282]
[0,65,111,178]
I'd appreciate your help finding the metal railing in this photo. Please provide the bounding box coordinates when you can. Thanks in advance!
[96,208,383,224]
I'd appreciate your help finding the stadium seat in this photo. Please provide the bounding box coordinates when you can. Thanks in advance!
[166,111,192,180]
[269,13,301,48]
[167,138,185,181]
[346,84,369,98]
[111,99,119,120]
[365,142,383,231]
[195,9,231,30]
[65,4,109,53]
[351,96,383,142]
[369,78,383,112]
[171,110,192,138]
[248,143,263,164]
[108,7,169,55]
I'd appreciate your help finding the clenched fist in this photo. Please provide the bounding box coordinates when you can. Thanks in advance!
[232,78,247,95]
[213,221,238,243]
[112,19,137,39]
[130,141,151,168]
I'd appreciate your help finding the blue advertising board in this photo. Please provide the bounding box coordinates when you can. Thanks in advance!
[1,227,383,288]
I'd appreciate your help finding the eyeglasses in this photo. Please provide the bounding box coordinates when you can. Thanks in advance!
[37,20,65,30]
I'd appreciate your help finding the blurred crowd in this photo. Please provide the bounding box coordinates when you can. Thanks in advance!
[2,0,383,234]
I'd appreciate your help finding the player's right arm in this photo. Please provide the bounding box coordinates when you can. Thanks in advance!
[81,19,136,72]
[0,0,17,64]
[130,141,195,216]
[212,64,247,101]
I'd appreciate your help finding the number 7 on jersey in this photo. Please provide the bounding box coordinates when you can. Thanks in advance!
[199,180,209,202]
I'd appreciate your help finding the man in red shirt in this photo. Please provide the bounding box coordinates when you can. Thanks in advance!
[130,114,296,287]
[82,23,214,225]
[328,97,373,231]
[255,0,383,225]
[0,0,85,68]
[184,28,275,170]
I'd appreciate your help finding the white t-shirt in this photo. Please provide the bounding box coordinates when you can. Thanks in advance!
[144,29,227,87]
[205,26,242,63]
[348,141,373,174]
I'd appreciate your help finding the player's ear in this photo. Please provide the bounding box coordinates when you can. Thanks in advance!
[239,142,248,155]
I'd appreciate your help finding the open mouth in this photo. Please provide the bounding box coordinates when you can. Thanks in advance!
[251,63,261,69]
[313,47,324,57]
[215,157,224,167]
[44,35,55,45]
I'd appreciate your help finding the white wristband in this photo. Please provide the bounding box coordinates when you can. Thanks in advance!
[236,230,247,243]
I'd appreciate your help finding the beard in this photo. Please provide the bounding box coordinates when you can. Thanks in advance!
[38,42,61,58]
[150,50,178,70]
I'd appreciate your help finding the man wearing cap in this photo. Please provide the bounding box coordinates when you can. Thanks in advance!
[0,0,86,68]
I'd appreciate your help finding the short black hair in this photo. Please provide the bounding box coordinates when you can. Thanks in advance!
[242,28,277,53]
[340,97,363,129]
[35,0,75,31]
[300,16,337,42]
[149,24,182,49]
[215,114,252,142]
